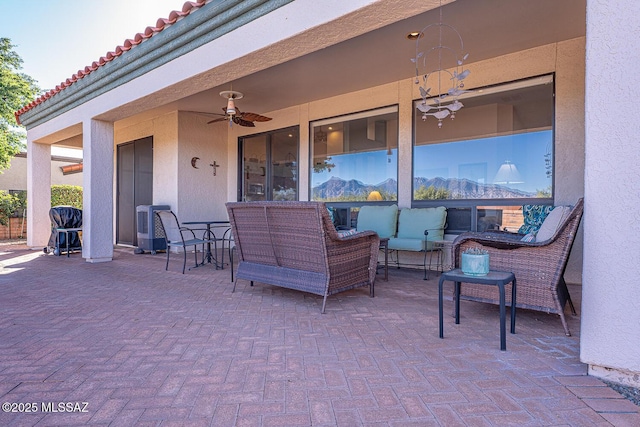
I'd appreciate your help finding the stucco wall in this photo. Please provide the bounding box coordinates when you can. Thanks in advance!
[105,37,585,277]
[581,0,640,387]
[0,155,83,191]
[114,111,230,224]
[115,112,180,216]
[226,37,586,281]
[177,112,229,222]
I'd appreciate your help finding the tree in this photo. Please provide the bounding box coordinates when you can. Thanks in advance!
[0,190,18,225]
[414,184,450,200]
[0,37,40,171]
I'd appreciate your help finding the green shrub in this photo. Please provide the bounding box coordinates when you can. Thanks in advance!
[51,185,83,209]
[0,191,19,226]
[11,190,26,217]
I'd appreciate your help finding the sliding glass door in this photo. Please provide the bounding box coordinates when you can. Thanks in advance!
[239,126,298,201]
[116,136,153,246]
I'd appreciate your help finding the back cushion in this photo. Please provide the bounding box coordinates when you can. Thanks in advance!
[356,205,398,238]
[535,206,571,242]
[397,207,447,241]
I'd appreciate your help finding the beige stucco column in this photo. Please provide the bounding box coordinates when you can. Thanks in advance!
[82,119,114,262]
[582,0,640,387]
[398,80,414,208]
[26,138,51,248]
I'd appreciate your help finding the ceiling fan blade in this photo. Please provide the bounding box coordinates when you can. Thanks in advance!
[240,112,272,122]
[233,116,256,127]
[207,117,228,124]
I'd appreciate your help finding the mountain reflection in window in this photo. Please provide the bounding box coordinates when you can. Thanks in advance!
[311,106,398,202]
[413,75,554,200]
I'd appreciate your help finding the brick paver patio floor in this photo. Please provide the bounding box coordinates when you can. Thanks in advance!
[0,243,638,426]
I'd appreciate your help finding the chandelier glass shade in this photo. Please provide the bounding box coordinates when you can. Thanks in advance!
[412,2,471,128]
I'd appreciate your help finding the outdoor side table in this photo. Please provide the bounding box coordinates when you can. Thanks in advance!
[438,269,516,351]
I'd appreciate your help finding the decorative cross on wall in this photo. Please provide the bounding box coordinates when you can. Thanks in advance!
[209,161,219,176]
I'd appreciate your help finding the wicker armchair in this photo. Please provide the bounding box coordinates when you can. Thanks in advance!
[226,201,380,312]
[452,198,584,336]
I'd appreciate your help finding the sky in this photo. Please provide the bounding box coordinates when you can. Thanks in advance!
[0,0,185,91]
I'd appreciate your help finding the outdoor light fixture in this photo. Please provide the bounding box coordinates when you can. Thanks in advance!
[314,128,327,143]
[411,0,471,128]
[219,89,243,124]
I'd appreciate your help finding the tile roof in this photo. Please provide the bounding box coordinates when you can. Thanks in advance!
[14,0,208,124]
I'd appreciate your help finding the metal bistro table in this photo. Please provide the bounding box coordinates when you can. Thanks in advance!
[438,269,517,351]
[182,220,231,269]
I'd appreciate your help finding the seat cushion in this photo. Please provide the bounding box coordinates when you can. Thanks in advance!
[535,205,571,242]
[356,205,398,238]
[396,207,446,242]
[388,237,425,251]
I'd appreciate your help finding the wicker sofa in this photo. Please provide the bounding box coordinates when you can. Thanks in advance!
[226,201,380,312]
[452,198,584,336]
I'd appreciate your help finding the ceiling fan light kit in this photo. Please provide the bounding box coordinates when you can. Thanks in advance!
[204,88,272,127]
[219,90,243,117]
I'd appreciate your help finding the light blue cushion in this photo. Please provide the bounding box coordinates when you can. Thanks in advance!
[356,205,398,238]
[388,238,440,251]
[396,207,447,242]
[388,237,424,251]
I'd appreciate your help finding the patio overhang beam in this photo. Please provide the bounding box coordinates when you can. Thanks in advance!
[18,0,294,129]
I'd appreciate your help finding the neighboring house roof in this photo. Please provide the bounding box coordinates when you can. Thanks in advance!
[15,152,82,163]
[14,0,208,125]
[60,163,83,175]
[14,152,82,175]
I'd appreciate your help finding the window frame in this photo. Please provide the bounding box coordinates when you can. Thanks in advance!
[308,105,399,205]
[237,125,300,202]
[411,74,556,232]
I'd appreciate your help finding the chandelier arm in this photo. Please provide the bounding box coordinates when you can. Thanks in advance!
[412,1,471,128]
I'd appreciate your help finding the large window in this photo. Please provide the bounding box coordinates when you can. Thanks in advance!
[310,106,398,202]
[413,75,554,202]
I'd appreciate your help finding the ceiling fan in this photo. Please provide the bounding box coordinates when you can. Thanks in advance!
[206,90,272,127]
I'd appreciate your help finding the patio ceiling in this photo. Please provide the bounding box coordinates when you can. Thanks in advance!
[56,0,585,144]
[163,0,585,118]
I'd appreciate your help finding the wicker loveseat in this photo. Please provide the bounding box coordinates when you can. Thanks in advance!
[226,201,380,312]
[452,198,584,336]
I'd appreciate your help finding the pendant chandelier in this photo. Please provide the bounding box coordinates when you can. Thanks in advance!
[411,1,471,128]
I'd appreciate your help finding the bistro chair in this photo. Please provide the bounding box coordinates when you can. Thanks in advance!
[155,210,211,274]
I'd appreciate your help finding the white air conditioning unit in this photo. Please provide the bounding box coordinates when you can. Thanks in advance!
[136,205,170,254]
